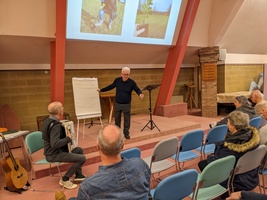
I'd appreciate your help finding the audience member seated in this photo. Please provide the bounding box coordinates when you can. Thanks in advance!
[250,89,267,128]
[199,111,260,198]
[226,191,267,200]
[42,101,86,190]
[210,96,256,128]
[69,124,151,200]
[259,102,267,147]
[250,89,266,116]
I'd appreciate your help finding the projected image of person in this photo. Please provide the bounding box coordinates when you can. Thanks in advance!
[95,0,117,30]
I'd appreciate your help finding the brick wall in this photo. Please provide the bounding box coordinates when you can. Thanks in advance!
[0,68,194,131]
[202,81,217,117]
[217,64,263,93]
[217,65,225,93]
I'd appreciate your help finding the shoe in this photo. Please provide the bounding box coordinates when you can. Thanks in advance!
[124,134,130,139]
[74,174,86,182]
[108,21,112,30]
[95,19,103,26]
[59,178,77,190]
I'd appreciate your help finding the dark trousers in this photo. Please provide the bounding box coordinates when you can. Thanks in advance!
[115,102,131,136]
[198,159,208,172]
[46,147,86,178]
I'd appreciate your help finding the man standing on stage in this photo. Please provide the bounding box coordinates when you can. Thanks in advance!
[98,67,144,139]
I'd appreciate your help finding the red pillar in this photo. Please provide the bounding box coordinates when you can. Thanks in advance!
[154,0,200,115]
[50,0,67,104]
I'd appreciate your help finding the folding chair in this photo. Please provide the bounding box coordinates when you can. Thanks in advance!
[196,124,228,159]
[25,131,62,191]
[150,169,198,200]
[143,137,178,182]
[249,116,262,129]
[172,130,204,171]
[121,147,141,159]
[230,145,266,193]
[191,155,236,200]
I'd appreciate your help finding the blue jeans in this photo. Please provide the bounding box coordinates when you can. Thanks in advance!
[99,9,112,23]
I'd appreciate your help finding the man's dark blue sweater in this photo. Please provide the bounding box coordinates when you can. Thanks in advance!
[100,77,142,104]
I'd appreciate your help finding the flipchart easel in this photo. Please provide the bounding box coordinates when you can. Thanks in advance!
[72,77,103,144]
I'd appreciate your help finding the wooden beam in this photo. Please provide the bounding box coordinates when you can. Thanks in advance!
[154,0,200,115]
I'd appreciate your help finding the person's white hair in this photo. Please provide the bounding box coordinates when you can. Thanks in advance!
[122,66,130,74]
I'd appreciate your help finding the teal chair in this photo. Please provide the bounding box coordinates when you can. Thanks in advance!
[191,155,236,200]
[121,147,141,159]
[25,131,61,180]
[150,169,198,200]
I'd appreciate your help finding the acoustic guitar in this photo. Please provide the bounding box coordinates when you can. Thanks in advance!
[0,133,28,191]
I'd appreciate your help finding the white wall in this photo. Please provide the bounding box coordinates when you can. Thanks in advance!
[0,0,56,37]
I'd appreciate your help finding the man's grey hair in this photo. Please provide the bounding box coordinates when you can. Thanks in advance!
[122,66,130,74]
[228,111,249,130]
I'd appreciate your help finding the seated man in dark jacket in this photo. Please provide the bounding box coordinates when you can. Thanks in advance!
[42,101,86,190]
[199,111,260,194]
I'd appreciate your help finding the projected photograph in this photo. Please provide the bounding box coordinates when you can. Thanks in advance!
[135,0,173,38]
[80,0,125,35]
[67,0,182,45]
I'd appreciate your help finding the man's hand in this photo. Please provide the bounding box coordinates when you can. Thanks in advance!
[67,130,72,139]
[226,191,242,200]
[139,94,144,99]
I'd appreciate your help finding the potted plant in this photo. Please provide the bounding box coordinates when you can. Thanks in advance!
[141,0,153,24]
[137,0,153,37]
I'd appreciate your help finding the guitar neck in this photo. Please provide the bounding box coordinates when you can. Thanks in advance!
[0,134,19,170]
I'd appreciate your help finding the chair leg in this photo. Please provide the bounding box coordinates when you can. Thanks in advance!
[178,162,185,171]
[56,165,62,178]
[261,173,266,194]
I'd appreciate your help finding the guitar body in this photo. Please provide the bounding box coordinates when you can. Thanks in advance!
[2,156,28,191]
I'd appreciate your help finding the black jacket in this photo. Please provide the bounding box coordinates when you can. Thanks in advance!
[41,116,71,158]
[207,126,260,191]
[216,105,257,126]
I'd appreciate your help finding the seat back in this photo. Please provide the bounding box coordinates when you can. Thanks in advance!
[206,124,228,144]
[199,155,236,188]
[234,145,266,175]
[180,130,204,152]
[121,147,141,159]
[152,137,178,162]
[25,131,44,154]
[249,116,262,129]
[153,169,198,200]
